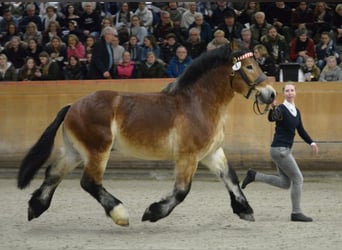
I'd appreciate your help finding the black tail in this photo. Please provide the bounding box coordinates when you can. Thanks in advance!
[17,105,71,189]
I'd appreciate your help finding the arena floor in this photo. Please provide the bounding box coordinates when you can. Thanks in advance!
[1,170,341,250]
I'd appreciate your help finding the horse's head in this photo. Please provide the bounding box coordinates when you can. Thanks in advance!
[230,50,276,114]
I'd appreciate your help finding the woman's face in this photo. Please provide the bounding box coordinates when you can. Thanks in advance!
[122,52,131,63]
[320,34,330,44]
[69,57,77,66]
[26,58,35,69]
[0,56,7,66]
[305,58,314,68]
[144,38,151,47]
[68,37,77,46]
[283,84,296,102]
[28,39,37,48]
[51,39,60,48]
[39,56,48,65]
[129,36,138,45]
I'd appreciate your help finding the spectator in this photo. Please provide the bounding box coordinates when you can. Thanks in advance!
[25,37,43,66]
[61,4,80,29]
[36,51,63,80]
[42,20,62,44]
[2,35,27,70]
[22,21,43,45]
[17,56,40,81]
[0,8,19,34]
[312,2,334,42]
[207,29,230,51]
[160,33,181,65]
[166,46,192,78]
[111,35,125,66]
[0,22,22,46]
[42,5,63,32]
[291,1,315,37]
[300,57,320,82]
[188,12,213,44]
[0,53,17,81]
[129,15,148,46]
[181,2,200,30]
[250,11,272,43]
[138,51,166,78]
[66,34,85,60]
[124,35,144,62]
[87,26,116,79]
[319,56,342,81]
[79,2,102,40]
[113,2,133,45]
[332,4,342,45]
[265,2,293,43]
[238,2,260,27]
[141,35,161,61]
[216,10,244,42]
[62,20,84,43]
[253,44,277,78]
[84,35,96,54]
[44,35,67,69]
[240,27,259,51]
[163,2,185,28]
[211,1,234,29]
[113,51,138,79]
[19,3,43,33]
[134,2,153,31]
[153,10,178,45]
[183,27,206,59]
[63,55,86,80]
[315,31,340,70]
[289,28,315,64]
[261,26,289,65]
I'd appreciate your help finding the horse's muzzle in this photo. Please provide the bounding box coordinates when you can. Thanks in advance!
[256,86,276,105]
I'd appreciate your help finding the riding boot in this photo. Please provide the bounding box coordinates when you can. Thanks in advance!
[291,213,313,222]
[241,169,256,189]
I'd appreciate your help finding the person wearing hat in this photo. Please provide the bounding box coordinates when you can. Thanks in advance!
[216,9,244,42]
[289,28,315,64]
[161,33,181,65]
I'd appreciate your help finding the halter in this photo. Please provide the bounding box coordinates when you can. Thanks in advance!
[230,52,270,114]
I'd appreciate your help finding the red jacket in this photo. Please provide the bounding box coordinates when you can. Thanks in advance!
[289,37,315,62]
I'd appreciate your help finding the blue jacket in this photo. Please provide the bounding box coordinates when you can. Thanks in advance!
[166,56,192,78]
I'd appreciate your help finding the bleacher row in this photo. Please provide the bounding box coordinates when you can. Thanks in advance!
[0,2,341,82]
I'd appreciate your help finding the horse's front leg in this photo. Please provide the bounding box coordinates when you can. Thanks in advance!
[142,157,197,222]
[201,148,254,221]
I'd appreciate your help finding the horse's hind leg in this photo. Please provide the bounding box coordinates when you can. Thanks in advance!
[200,148,254,221]
[80,150,129,226]
[28,147,82,221]
[142,157,197,222]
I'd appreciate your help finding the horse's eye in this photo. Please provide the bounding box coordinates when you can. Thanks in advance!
[246,65,253,70]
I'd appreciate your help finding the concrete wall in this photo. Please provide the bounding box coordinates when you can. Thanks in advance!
[1,80,341,170]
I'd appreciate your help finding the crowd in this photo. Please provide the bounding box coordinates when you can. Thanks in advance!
[0,1,342,82]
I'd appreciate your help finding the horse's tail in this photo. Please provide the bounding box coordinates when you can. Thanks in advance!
[17,105,71,189]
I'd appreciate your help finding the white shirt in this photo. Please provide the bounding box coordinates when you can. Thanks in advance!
[283,100,297,117]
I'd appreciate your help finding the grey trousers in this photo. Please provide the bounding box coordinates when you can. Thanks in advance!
[255,147,304,213]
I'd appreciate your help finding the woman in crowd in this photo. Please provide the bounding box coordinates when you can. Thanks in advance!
[36,51,63,80]
[141,34,161,61]
[207,29,230,51]
[63,55,86,80]
[42,20,62,44]
[253,44,277,78]
[129,15,148,46]
[124,35,144,62]
[66,33,85,60]
[22,21,42,45]
[319,56,342,81]
[289,28,315,64]
[300,57,321,82]
[2,35,27,70]
[25,38,43,66]
[113,51,138,79]
[138,51,166,78]
[18,56,40,81]
[44,35,67,69]
[0,22,22,46]
[0,53,17,81]
[315,31,340,70]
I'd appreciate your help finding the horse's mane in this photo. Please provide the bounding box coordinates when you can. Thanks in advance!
[162,45,251,94]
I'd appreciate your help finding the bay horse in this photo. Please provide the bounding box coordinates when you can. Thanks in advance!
[17,44,276,226]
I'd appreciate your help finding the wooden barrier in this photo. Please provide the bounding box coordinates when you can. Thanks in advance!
[0,80,341,170]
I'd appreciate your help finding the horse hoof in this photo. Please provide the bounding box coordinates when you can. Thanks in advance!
[109,204,130,227]
[239,213,255,222]
[28,206,36,221]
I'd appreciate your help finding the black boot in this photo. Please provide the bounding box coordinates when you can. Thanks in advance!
[241,169,256,189]
[291,213,313,222]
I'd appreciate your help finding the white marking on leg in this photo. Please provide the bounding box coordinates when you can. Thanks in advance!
[109,204,130,226]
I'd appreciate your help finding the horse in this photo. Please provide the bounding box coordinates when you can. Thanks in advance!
[17,44,276,227]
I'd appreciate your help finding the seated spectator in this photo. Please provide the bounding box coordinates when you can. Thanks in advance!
[25,37,43,66]
[207,29,230,51]
[84,35,96,54]
[42,5,63,33]
[63,55,86,80]
[261,26,289,65]
[315,31,340,70]
[36,51,63,80]
[163,2,185,28]
[111,35,125,66]
[113,51,138,79]
[61,4,80,30]
[319,56,342,81]
[134,2,153,31]
[153,10,179,45]
[22,21,43,45]
[238,2,260,27]
[62,20,84,43]
[124,35,144,62]
[188,12,212,44]
[216,10,244,42]
[332,4,342,45]
[211,1,234,29]
[291,1,315,37]
[239,28,259,51]
[166,46,192,78]
[42,20,62,44]
[138,51,166,78]
[113,2,133,45]
[183,27,206,59]
[300,57,321,82]
[17,56,40,81]
[181,2,200,31]
[289,28,315,64]
[19,3,43,33]
[0,53,17,81]
[79,2,102,40]
[0,8,19,34]
[129,15,148,46]
[66,34,85,60]
[160,33,181,65]
[253,44,277,77]
[0,22,22,46]
[2,35,27,70]
[141,35,161,61]
[312,2,334,42]
[250,11,272,43]
[44,35,67,69]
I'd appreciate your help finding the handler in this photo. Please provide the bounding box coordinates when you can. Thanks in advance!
[241,83,319,222]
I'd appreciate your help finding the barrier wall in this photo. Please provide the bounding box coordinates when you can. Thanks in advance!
[1,80,341,170]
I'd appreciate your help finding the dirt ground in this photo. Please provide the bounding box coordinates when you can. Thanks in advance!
[1,172,341,250]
